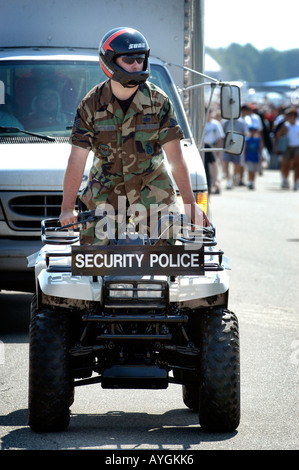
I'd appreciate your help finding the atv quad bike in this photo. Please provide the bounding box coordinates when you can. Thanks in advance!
[27,210,240,433]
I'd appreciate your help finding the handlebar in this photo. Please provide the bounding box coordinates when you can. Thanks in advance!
[41,210,215,245]
[41,210,107,245]
[55,210,103,230]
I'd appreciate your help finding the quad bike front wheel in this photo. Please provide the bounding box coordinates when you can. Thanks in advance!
[28,297,72,432]
[198,308,240,432]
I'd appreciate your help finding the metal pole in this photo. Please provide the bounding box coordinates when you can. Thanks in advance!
[192,0,205,148]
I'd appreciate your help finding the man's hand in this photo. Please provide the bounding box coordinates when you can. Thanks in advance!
[184,202,210,227]
[59,208,78,228]
[163,140,210,226]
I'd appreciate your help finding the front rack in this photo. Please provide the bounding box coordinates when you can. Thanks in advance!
[45,229,224,278]
[41,213,217,245]
[41,214,225,275]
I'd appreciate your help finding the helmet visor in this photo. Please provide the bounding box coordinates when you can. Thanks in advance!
[118,54,146,65]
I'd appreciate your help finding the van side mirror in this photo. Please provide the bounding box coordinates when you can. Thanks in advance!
[221,85,241,120]
[224,131,245,155]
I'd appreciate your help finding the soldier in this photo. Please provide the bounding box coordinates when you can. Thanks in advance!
[59,27,209,244]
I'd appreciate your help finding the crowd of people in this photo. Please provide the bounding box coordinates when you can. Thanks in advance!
[203,101,299,193]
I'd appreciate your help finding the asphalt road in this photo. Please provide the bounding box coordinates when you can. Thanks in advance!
[0,169,298,451]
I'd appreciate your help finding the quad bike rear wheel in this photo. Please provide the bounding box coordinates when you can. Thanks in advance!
[28,297,72,432]
[182,384,199,411]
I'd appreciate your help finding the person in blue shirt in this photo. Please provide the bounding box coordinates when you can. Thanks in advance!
[245,126,263,189]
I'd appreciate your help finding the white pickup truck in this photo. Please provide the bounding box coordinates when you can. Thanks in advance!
[0,47,209,291]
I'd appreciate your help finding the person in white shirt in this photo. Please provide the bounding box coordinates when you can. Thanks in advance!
[275,107,299,190]
[244,103,263,133]
[203,108,224,194]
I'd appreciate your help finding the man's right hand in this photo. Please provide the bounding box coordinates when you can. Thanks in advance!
[59,208,78,228]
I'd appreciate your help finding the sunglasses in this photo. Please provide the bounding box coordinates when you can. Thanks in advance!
[119,55,146,65]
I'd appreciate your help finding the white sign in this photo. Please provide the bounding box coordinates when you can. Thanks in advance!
[72,245,204,276]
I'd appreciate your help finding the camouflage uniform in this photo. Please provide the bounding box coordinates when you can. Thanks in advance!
[70,79,184,244]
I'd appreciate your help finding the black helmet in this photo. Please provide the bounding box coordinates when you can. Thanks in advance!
[99,27,150,87]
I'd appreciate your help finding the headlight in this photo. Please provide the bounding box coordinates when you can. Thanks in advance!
[109,284,133,298]
[108,283,162,299]
[196,191,209,216]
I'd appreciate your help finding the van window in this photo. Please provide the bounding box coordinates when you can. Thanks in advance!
[0,60,189,138]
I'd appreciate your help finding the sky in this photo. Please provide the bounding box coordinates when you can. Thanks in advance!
[205,0,299,51]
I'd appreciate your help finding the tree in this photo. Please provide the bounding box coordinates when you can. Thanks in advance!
[207,44,299,82]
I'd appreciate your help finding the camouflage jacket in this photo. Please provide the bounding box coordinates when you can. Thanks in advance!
[70,79,184,211]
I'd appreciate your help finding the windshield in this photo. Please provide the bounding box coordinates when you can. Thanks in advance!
[0,59,190,139]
